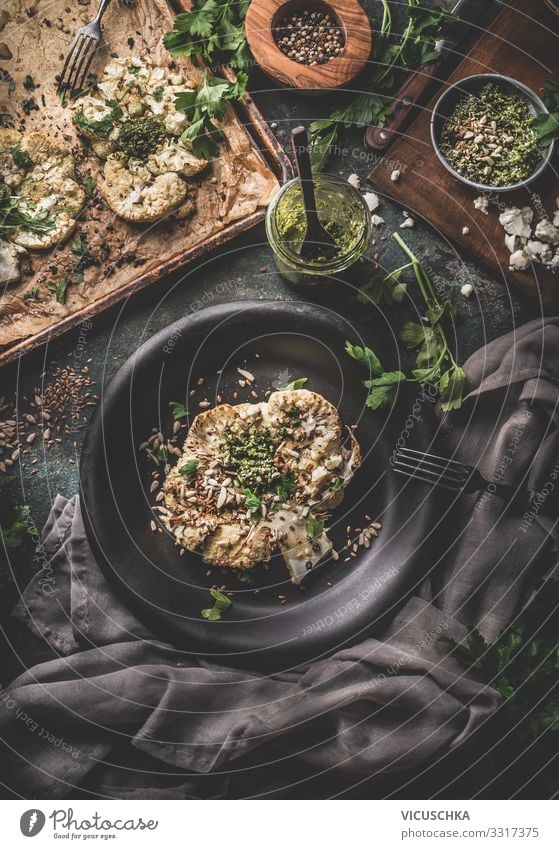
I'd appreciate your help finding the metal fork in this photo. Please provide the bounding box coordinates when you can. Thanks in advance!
[392,446,519,500]
[57,0,112,97]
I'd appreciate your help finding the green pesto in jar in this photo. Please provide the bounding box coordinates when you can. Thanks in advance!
[276,193,364,264]
[266,174,371,287]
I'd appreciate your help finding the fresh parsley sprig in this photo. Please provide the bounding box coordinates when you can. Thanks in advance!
[175,69,248,160]
[347,233,465,412]
[169,401,189,420]
[309,1,456,170]
[164,0,252,70]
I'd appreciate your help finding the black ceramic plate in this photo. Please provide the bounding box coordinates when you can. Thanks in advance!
[80,300,439,671]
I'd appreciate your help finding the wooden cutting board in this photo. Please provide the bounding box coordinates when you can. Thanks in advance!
[368,0,559,311]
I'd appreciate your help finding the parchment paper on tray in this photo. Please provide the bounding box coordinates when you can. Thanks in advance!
[0,0,279,348]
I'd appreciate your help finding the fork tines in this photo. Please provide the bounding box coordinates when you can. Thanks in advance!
[392,446,471,492]
[56,32,98,97]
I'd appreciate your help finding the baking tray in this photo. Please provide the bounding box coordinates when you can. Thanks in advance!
[0,0,292,368]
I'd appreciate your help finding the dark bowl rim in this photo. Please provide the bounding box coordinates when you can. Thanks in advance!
[430,72,556,193]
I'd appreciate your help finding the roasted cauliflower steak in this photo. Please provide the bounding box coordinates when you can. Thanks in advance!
[161,390,361,584]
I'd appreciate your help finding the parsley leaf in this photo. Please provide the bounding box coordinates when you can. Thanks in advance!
[243,487,262,520]
[274,474,296,501]
[438,365,466,412]
[306,516,324,538]
[169,401,189,420]
[201,587,232,621]
[347,233,464,413]
[331,477,344,493]
[533,80,559,145]
[83,171,96,198]
[279,377,307,391]
[344,341,383,376]
[73,108,117,138]
[364,371,406,409]
[48,276,70,305]
[357,268,408,307]
[10,145,33,169]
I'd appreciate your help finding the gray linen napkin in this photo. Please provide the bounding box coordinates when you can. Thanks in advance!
[1,317,558,799]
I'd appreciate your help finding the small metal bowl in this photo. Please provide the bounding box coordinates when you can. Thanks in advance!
[430,73,555,193]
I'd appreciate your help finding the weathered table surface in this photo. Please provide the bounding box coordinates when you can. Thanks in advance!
[0,0,549,799]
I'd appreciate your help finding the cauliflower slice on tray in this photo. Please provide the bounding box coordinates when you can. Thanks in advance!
[13,133,85,250]
[0,130,84,253]
[72,57,206,224]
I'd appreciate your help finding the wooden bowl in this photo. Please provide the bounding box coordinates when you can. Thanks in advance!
[245,0,373,91]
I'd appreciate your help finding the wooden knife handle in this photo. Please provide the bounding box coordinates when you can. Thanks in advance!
[365,60,441,152]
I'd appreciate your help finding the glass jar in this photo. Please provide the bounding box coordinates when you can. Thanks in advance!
[265,174,371,288]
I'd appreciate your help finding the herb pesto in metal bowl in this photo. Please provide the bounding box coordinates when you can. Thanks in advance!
[431,74,555,192]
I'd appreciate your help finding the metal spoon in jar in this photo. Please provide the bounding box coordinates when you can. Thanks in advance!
[291,125,337,260]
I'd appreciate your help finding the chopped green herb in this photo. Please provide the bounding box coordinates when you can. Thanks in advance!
[70,234,88,255]
[48,276,70,305]
[83,171,96,198]
[117,115,166,160]
[169,401,189,420]
[179,458,199,478]
[10,145,33,170]
[274,474,296,502]
[243,488,262,520]
[223,426,277,489]
[306,516,324,538]
[235,571,255,585]
[279,377,307,391]
[23,287,38,301]
[73,106,120,139]
[21,97,39,115]
[146,444,167,465]
[0,183,55,241]
[23,74,36,91]
[331,477,344,493]
[201,587,232,621]
[151,85,165,102]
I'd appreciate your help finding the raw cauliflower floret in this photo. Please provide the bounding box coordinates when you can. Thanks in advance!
[498,206,533,240]
[534,219,559,245]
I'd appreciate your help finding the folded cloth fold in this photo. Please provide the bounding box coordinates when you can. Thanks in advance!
[1,317,558,799]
